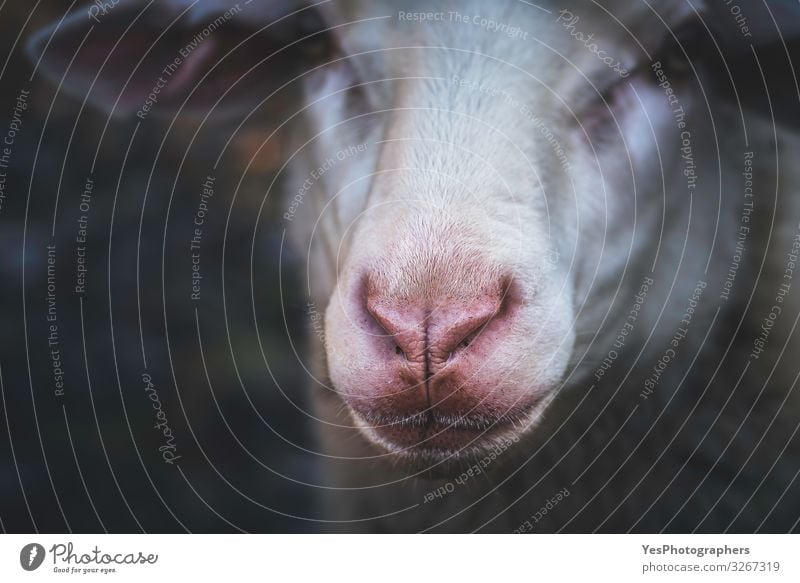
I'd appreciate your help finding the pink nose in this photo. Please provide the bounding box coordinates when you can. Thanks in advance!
[349,275,523,449]
[365,280,513,374]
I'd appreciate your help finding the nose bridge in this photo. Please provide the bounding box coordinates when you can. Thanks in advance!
[370,210,499,301]
[377,85,507,193]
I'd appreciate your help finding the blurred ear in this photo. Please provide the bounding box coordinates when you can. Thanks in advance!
[26,0,334,119]
[707,1,800,128]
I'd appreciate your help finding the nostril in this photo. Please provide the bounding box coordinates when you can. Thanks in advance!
[444,307,498,354]
[364,292,425,360]
[362,274,518,362]
[435,278,518,356]
[366,301,412,337]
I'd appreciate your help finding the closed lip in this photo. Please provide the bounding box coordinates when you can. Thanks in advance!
[350,405,532,454]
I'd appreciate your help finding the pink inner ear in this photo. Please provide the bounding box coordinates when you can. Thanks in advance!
[30,7,196,113]
[29,2,334,117]
[164,39,216,98]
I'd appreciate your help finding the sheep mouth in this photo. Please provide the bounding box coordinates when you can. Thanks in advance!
[349,403,543,468]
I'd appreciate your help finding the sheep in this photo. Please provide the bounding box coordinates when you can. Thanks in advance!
[28,0,800,532]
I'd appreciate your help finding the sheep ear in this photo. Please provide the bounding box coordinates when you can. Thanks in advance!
[26,0,333,119]
[708,2,800,128]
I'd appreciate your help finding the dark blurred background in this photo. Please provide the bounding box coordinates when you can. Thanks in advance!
[0,1,320,533]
